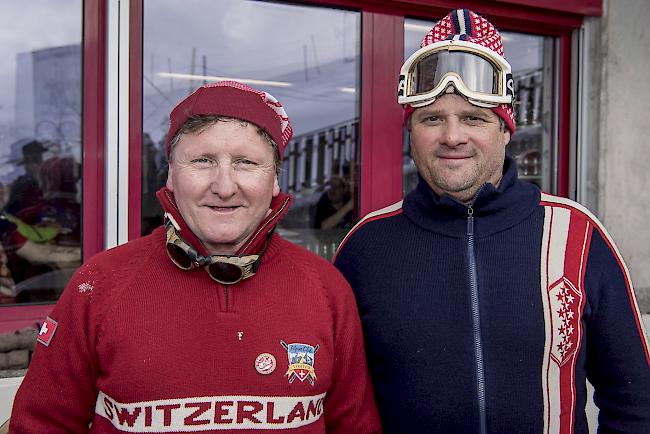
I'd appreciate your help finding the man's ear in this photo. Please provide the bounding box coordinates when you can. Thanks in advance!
[166,166,174,192]
[272,174,280,197]
[503,130,511,147]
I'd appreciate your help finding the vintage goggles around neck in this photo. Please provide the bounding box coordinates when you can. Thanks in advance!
[164,216,268,285]
[398,39,514,108]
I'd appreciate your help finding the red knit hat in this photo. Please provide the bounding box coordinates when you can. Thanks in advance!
[166,81,293,159]
[403,9,515,134]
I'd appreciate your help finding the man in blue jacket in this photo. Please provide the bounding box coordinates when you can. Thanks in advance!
[334,8,650,434]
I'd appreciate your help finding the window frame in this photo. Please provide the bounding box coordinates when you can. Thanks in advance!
[128,0,584,226]
[1,0,595,322]
[0,0,106,327]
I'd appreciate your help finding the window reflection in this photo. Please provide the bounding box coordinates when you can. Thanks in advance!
[142,0,360,260]
[0,1,82,308]
[403,18,554,194]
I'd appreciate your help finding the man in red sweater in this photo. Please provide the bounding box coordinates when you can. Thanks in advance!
[9,81,381,433]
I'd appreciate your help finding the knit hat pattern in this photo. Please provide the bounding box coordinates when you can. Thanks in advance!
[166,81,293,159]
[421,9,504,56]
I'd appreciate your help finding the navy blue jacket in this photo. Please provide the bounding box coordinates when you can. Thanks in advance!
[335,159,650,434]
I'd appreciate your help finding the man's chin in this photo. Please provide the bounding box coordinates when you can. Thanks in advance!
[432,178,478,201]
[203,236,244,256]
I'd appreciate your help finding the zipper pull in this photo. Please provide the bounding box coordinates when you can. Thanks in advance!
[467,206,474,236]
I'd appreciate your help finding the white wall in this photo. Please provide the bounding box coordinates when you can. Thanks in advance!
[598,0,650,312]
[0,376,23,426]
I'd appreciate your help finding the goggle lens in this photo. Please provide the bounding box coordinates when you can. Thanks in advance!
[207,261,245,285]
[411,50,498,96]
[166,243,194,270]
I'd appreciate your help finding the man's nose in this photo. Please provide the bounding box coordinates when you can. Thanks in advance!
[210,165,238,198]
[441,119,467,147]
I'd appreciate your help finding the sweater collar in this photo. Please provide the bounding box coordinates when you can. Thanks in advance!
[403,156,540,237]
[155,187,292,257]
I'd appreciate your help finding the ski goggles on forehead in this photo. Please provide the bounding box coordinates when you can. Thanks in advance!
[165,222,265,285]
[398,40,514,108]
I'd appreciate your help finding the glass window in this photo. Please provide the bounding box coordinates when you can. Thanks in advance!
[0,1,83,308]
[403,18,554,194]
[142,0,360,261]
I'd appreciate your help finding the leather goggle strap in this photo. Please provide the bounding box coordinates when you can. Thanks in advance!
[157,187,210,257]
[164,219,269,284]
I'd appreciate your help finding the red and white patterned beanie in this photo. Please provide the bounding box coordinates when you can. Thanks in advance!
[404,9,516,134]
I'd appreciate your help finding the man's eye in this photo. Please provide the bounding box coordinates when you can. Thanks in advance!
[237,159,257,166]
[466,116,486,122]
[191,158,212,165]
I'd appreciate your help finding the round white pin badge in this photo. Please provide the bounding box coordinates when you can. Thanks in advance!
[255,353,277,375]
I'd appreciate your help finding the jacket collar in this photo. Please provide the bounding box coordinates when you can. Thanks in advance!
[156,187,292,257]
[403,156,540,237]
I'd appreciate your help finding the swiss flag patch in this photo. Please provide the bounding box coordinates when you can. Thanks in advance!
[37,316,58,347]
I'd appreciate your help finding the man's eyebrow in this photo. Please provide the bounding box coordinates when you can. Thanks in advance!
[460,109,492,118]
[183,151,216,160]
[415,109,444,118]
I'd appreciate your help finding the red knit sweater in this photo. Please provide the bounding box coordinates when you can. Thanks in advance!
[10,227,380,433]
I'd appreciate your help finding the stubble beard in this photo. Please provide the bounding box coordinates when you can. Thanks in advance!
[423,158,484,203]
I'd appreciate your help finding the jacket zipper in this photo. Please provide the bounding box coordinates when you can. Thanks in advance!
[467,205,487,434]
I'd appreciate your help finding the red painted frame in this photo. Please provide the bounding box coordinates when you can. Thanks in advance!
[349,1,579,213]
[557,33,572,197]
[0,0,106,331]
[0,0,593,333]
[83,0,107,261]
[359,12,405,215]
[298,0,589,29]
[129,0,144,241]
[126,0,583,230]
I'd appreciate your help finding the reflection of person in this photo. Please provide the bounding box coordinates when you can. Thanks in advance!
[314,175,353,230]
[335,9,650,433]
[15,156,81,265]
[11,81,380,433]
[4,140,47,215]
[141,132,168,234]
[0,181,8,208]
[0,155,81,302]
[37,156,81,243]
[0,142,66,301]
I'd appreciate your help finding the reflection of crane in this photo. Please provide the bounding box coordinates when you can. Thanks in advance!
[310,35,320,74]
[167,57,174,91]
[304,34,322,82]
[189,47,197,94]
[342,12,355,63]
